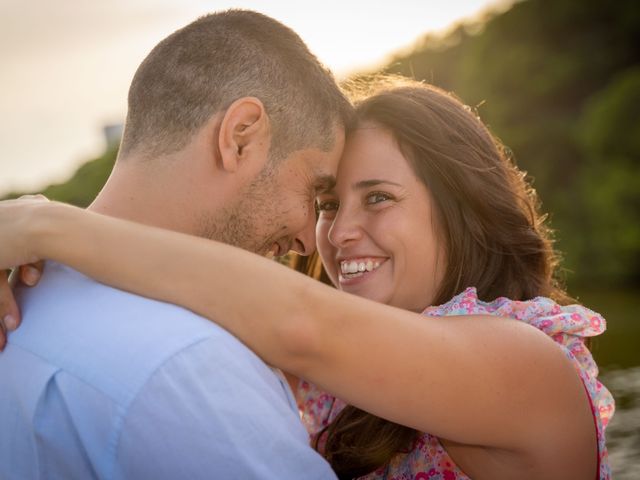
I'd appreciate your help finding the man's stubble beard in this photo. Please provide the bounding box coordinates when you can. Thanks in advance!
[197,161,286,256]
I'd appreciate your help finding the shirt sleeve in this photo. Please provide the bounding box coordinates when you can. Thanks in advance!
[113,335,337,480]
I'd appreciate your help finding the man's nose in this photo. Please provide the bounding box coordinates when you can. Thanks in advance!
[291,206,317,256]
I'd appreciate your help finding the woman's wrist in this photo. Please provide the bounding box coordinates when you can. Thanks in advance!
[28,202,74,262]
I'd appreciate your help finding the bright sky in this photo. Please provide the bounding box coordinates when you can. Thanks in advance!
[0,0,510,196]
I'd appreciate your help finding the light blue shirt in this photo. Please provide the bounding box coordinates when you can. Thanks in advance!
[0,262,336,480]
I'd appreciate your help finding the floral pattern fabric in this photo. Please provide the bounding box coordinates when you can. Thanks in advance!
[297,287,614,480]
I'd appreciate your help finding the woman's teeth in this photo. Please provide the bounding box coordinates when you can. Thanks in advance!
[340,258,382,277]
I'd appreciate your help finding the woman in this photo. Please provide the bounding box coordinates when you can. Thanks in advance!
[0,80,613,479]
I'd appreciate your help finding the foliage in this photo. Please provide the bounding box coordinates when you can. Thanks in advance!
[574,68,640,282]
[374,0,640,287]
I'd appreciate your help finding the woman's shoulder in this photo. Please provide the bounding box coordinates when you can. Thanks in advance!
[423,287,607,350]
[424,287,614,479]
[423,287,613,416]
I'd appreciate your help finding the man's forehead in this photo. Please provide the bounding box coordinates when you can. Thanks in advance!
[291,128,343,193]
[295,146,340,188]
[321,130,345,176]
[310,148,340,191]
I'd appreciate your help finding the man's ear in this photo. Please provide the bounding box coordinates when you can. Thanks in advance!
[217,97,270,174]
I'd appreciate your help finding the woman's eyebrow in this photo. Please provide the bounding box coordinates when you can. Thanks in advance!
[353,179,402,189]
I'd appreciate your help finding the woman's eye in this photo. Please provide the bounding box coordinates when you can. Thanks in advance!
[366,192,391,205]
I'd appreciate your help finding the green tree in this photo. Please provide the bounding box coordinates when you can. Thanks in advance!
[574,68,640,283]
[378,0,640,286]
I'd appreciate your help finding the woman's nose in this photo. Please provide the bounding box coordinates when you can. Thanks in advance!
[328,208,363,248]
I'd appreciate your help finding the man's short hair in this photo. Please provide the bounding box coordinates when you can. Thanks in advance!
[120,9,353,161]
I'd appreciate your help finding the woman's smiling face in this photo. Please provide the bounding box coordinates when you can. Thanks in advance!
[316,123,446,312]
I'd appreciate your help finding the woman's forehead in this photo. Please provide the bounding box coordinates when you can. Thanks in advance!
[337,127,410,184]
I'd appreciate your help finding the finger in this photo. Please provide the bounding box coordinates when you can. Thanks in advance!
[8,268,19,289]
[18,194,49,202]
[0,270,21,349]
[19,261,44,287]
[0,311,5,351]
[2,271,20,330]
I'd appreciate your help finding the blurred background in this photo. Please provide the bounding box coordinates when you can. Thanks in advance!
[1,0,638,475]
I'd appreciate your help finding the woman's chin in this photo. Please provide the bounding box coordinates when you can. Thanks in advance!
[341,285,391,305]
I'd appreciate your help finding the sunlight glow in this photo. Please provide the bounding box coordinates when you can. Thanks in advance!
[0,0,510,195]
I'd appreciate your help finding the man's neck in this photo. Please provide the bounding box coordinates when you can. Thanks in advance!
[88,158,207,237]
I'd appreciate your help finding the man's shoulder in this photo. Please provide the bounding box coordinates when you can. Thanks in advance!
[12,262,255,403]
[1,267,334,480]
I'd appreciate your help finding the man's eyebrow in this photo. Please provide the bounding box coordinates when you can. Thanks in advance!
[314,174,336,193]
[353,179,402,189]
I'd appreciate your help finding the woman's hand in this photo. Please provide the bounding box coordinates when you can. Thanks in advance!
[0,195,51,269]
[0,195,49,348]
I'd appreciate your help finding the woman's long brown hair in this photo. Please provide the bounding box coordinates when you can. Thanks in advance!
[292,78,571,479]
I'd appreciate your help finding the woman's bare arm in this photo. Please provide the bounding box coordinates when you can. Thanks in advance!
[0,200,594,461]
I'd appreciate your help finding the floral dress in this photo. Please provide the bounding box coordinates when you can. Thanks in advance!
[297,288,614,480]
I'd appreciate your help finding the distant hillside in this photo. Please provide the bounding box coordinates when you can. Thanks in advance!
[5,0,639,286]
[2,147,117,208]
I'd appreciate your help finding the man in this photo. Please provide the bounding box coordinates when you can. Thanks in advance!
[0,10,351,479]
